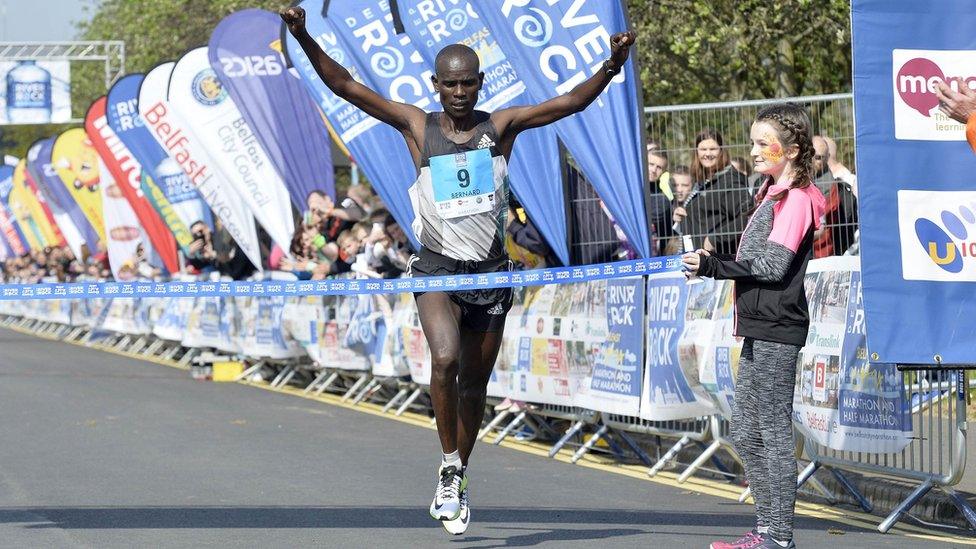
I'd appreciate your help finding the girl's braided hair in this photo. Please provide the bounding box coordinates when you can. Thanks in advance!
[755,102,815,202]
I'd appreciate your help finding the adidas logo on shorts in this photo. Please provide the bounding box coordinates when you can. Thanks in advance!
[477,134,495,149]
[487,303,505,315]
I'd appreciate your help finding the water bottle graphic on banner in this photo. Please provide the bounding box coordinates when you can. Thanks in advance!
[6,61,52,124]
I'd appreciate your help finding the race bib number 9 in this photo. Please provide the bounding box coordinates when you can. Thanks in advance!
[430,149,495,219]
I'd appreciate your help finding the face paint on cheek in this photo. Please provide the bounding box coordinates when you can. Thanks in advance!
[761,135,786,164]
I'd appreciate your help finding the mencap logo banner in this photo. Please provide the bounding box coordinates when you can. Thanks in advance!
[852,0,976,364]
[392,0,569,265]
[892,49,975,141]
[27,138,100,254]
[140,60,263,272]
[85,96,180,275]
[210,9,335,208]
[166,48,292,258]
[107,74,211,253]
[285,0,420,249]
[51,128,107,243]
[479,0,651,258]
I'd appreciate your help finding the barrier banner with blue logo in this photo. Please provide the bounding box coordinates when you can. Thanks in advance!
[285,0,420,249]
[392,0,568,265]
[852,0,976,364]
[210,9,335,207]
[479,0,650,258]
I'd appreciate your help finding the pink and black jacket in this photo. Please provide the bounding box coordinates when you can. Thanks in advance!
[697,181,827,347]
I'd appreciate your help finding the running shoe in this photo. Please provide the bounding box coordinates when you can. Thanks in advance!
[757,537,795,548]
[429,464,466,521]
[442,488,470,535]
[709,530,764,549]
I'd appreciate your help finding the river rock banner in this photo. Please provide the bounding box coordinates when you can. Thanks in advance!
[640,271,719,421]
[285,0,420,248]
[391,0,568,265]
[107,74,211,252]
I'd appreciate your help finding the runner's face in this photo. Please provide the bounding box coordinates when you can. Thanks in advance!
[434,56,482,119]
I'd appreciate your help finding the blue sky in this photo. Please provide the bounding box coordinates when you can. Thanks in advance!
[0,0,98,41]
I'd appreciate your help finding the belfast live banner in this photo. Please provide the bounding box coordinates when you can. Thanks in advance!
[140,61,263,271]
[51,128,107,243]
[285,0,420,248]
[165,48,294,254]
[489,277,646,415]
[852,0,976,364]
[392,0,568,265]
[479,0,651,258]
[794,257,912,453]
[210,9,335,207]
[86,97,180,275]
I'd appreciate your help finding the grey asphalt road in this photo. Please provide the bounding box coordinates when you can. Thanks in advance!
[0,327,963,548]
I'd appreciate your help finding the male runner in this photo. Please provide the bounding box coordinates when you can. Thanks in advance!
[283,6,635,534]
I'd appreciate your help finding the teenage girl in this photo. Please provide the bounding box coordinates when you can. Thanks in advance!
[683,103,826,549]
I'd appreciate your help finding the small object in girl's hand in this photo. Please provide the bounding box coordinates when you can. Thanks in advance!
[683,235,702,285]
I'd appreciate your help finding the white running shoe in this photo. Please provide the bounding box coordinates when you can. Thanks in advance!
[429,464,466,521]
[442,488,470,535]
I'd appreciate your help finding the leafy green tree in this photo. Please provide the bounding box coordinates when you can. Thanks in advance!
[629,0,852,105]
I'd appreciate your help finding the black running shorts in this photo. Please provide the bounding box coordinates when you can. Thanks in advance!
[407,248,513,333]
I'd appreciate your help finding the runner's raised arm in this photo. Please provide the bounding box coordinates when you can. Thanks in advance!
[281,6,424,134]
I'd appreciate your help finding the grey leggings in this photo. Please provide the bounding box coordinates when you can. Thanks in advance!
[731,337,801,542]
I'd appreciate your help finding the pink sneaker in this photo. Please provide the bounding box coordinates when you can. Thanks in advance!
[709,530,764,549]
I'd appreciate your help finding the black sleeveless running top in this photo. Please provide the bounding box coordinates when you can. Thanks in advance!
[408,111,509,261]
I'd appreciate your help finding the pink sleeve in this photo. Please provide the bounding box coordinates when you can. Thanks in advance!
[769,191,814,252]
[269,244,284,270]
